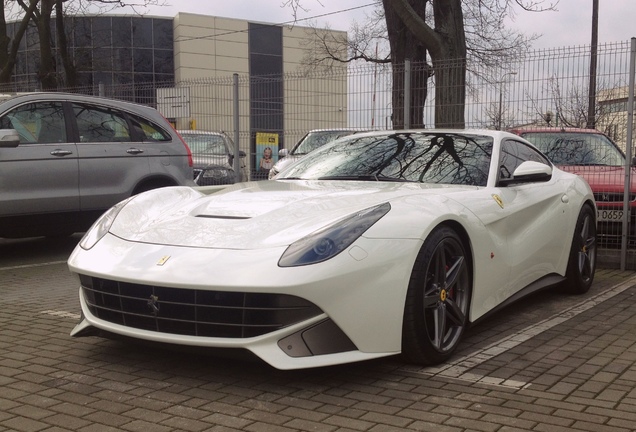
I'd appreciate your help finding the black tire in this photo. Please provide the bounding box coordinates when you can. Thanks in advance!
[402,226,471,365]
[563,204,597,294]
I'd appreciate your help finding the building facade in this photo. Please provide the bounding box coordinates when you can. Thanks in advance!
[6,13,349,176]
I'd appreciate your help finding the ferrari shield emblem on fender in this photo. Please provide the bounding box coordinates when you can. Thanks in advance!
[157,255,171,266]
[492,194,504,209]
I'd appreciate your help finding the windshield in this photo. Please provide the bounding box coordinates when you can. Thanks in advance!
[292,130,355,155]
[278,132,493,186]
[521,132,625,166]
[181,134,229,155]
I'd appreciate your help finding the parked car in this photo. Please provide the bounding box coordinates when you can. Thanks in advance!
[178,130,246,186]
[268,128,359,179]
[69,130,596,370]
[509,127,634,245]
[0,92,194,239]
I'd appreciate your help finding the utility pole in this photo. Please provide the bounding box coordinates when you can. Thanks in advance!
[586,0,599,129]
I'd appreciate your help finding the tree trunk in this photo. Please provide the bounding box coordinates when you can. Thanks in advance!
[36,0,57,90]
[0,0,40,85]
[382,0,429,129]
[387,0,467,128]
[0,2,9,73]
[431,0,466,128]
[56,0,77,87]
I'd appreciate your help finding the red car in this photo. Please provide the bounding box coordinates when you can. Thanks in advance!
[509,127,635,246]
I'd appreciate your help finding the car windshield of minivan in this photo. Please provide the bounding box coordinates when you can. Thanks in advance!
[182,135,228,155]
[522,132,625,166]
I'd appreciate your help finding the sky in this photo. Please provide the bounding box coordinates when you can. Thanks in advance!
[137,0,636,50]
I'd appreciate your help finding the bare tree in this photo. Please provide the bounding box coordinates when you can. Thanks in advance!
[287,0,553,128]
[525,75,617,130]
[9,0,167,89]
[0,0,39,85]
[298,2,430,128]
[18,0,58,89]
[475,100,515,130]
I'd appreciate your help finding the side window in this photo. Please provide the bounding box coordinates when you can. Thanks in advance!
[0,102,66,144]
[127,113,171,142]
[73,103,131,143]
[499,140,550,182]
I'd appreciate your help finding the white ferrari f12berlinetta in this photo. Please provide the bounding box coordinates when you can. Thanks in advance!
[69,130,597,370]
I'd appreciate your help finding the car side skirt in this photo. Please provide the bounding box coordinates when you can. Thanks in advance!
[470,273,566,326]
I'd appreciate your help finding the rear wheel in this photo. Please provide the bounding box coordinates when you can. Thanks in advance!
[563,205,597,294]
[402,226,471,365]
[132,179,175,195]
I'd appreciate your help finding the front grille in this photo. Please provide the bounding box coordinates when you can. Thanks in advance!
[593,192,636,203]
[80,275,322,338]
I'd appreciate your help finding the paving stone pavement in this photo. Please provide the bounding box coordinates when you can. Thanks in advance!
[1,260,635,431]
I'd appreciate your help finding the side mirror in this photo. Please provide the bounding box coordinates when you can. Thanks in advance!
[0,129,20,148]
[278,148,288,158]
[500,161,552,186]
[229,150,247,163]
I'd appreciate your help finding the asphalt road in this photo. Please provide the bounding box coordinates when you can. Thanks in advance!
[1,237,635,432]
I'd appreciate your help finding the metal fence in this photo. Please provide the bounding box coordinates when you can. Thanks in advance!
[3,39,635,267]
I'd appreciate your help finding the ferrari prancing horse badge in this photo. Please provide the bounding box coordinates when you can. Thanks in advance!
[492,194,504,209]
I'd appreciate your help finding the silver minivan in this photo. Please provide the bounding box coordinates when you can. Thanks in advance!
[0,93,194,238]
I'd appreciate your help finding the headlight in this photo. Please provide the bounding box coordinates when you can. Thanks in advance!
[203,168,231,179]
[268,167,279,179]
[278,202,391,267]
[79,196,135,250]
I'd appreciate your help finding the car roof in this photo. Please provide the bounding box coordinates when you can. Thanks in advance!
[178,130,228,136]
[350,129,518,139]
[306,128,360,133]
[509,127,605,135]
[0,92,150,109]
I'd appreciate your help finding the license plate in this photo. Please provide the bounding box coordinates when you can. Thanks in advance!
[597,209,624,222]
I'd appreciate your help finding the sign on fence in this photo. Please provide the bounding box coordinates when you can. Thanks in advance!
[157,87,191,119]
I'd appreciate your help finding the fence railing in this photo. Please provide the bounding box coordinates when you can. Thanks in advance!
[3,40,635,267]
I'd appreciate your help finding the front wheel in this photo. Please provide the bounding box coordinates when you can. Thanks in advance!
[563,204,597,294]
[402,226,471,365]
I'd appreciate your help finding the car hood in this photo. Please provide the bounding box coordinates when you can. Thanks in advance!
[558,164,636,192]
[109,181,469,249]
[192,154,231,169]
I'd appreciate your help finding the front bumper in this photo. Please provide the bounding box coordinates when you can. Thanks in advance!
[68,233,420,369]
[193,166,236,185]
[595,202,636,247]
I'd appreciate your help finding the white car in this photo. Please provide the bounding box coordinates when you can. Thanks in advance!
[267,128,359,179]
[178,130,246,185]
[68,130,596,370]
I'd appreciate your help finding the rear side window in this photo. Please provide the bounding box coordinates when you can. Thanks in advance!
[127,113,171,142]
[73,103,131,143]
[0,102,66,144]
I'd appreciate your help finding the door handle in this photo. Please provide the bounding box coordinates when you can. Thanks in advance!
[50,150,73,156]
[126,148,144,155]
